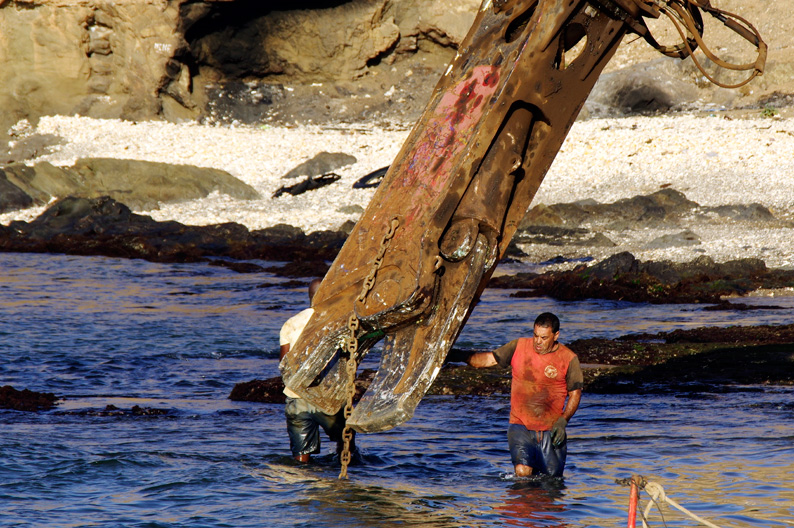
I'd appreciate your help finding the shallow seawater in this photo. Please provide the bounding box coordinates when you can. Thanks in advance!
[1,252,793,527]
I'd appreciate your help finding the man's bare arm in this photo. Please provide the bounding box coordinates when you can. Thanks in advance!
[279,343,290,360]
[562,389,582,422]
[466,351,497,368]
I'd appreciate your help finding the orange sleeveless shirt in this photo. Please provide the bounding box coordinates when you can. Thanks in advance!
[509,337,577,431]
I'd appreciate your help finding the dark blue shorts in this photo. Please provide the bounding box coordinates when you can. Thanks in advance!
[507,423,567,477]
[285,397,349,457]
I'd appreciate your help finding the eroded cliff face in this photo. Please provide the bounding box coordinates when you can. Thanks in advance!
[0,1,189,124]
[0,0,791,137]
[0,0,480,133]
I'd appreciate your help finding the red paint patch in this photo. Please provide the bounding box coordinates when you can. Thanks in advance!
[396,65,501,224]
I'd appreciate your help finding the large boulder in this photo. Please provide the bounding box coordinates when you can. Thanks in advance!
[0,158,260,213]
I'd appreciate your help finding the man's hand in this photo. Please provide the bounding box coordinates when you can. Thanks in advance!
[551,416,567,447]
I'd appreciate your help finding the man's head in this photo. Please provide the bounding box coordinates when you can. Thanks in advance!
[533,312,560,354]
[308,278,322,303]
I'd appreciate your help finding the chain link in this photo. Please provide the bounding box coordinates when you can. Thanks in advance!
[338,218,399,479]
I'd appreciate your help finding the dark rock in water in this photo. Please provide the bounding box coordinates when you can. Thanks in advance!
[0,196,347,265]
[231,324,794,401]
[56,404,171,417]
[626,323,794,345]
[427,363,511,396]
[0,158,260,213]
[282,151,357,179]
[230,378,287,404]
[585,343,794,393]
[702,300,788,311]
[0,385,58,411]
[126,404,171,416]
[209,260,267,273]
[488,271,539,289]
[272,172,341,197]
[265,260,330,278]
[352,166,389,189]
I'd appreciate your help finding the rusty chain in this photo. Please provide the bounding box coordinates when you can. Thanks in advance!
[338,217,399,479]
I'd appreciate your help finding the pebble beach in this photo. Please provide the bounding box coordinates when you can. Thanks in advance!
[4,113,794,270]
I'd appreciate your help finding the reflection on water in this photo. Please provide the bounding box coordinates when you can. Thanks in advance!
[498,480,568,528]
[1,252,793,527]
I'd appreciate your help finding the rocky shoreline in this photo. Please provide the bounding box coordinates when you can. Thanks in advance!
[4,193,794,304]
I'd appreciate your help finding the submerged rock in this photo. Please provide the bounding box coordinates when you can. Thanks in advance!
[57,404,171,417]
[0,385,58,412]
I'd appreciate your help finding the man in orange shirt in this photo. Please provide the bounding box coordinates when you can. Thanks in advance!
[466,312,582,477]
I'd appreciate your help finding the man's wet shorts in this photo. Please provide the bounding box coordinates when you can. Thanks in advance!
[284,397,345,457]
[507,423,567,477]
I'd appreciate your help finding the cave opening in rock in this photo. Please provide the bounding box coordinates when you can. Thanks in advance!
[184,1,356,82]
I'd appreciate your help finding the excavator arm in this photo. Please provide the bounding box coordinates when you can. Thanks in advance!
[279,0,765,434]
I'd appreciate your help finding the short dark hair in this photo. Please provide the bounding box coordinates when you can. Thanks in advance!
[534,312,560,333]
